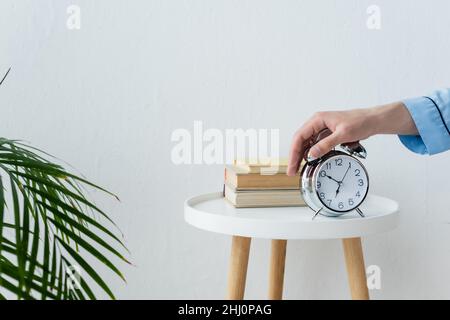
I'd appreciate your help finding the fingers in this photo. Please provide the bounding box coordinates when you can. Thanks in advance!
[287,117,324,176]
[308,132,342,159]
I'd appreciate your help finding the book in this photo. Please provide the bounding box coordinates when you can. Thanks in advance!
[233,158,290,174]
[224,184,305,208]
[225,165,300,190]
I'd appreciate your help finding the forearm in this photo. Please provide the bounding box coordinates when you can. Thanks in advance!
[368,102,419,136]
[288,92,449,175]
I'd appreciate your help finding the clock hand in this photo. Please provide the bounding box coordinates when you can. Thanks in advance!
[339,162,351,183]
[326,175,340,184]
[335,184,341,198]
[334,163,351,198]
[335,162,352,199]
[327,174,342,198]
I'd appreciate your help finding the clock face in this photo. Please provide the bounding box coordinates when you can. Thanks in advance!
[314,154,369,212]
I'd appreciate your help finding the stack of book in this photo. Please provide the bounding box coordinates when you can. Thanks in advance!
[224,159,305,208]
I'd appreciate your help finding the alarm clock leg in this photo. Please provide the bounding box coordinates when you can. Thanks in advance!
[268,239,287,300]
[342,237,370,300]
[356,208,365,218]
[227,235,252,300]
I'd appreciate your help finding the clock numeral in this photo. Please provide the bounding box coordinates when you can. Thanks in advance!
[335,158,343,166]
[327,199,332,206]
[358,179,364,186]
[319,192,325,199]
[326,163,332,170]
[348,198,354,206]
[338,202,344,209]
[317,181,321,189]
[354,169,360,177]
[319,170,326,177]
[356,191,361,197]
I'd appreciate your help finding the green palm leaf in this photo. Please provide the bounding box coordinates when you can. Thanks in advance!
[0,68,128,299]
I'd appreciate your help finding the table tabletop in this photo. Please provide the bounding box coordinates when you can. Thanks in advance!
[184,192,399,239]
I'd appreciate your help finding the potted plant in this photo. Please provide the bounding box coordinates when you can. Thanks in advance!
[0,68,128,299]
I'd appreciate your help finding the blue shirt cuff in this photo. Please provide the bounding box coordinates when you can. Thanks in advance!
[399,96,450,155]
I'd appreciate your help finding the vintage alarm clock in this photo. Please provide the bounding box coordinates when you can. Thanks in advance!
[300,129,369,219]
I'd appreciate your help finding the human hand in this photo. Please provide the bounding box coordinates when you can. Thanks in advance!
[286,102,418,176]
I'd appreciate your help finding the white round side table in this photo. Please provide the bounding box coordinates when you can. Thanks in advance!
[184,192,399,300]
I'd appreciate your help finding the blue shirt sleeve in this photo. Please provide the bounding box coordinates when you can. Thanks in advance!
[399,88,450,155]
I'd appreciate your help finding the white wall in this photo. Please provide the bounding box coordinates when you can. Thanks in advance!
[1,0,450,299]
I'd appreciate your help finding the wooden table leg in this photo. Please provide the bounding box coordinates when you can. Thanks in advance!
[268,239,287,300]
[227,236,251,300]
[342,237,369,300]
